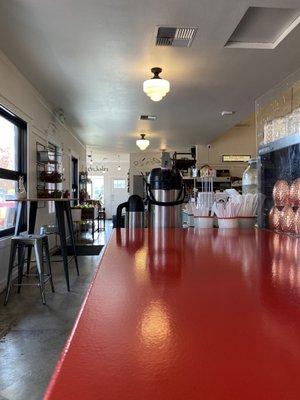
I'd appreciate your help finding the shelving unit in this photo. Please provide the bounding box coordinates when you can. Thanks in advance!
[182,176,231,183]
[79,171,88,192]
[36,142,64,201]
[182,176,232,194]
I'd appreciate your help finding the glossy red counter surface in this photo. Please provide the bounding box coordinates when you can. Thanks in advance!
[45,229,300,400]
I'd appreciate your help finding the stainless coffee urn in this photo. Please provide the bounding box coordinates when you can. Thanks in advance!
[116,195,145,228]
[147,168,185,228]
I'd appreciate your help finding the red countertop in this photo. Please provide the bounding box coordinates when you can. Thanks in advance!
[45,228,300,400]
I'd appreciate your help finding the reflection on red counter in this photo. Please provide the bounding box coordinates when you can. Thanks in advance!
[45,229,300,400]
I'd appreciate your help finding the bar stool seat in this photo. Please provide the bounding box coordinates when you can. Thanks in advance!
[4,234,55,305]
[22,228,58,274]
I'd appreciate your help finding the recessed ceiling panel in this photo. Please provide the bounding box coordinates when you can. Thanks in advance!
[226,7,300,49]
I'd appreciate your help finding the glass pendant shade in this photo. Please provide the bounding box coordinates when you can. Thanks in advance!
[136,134,150,150]
[143,67,170,102]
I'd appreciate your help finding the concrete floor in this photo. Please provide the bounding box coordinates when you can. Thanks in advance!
[0,226,112,400]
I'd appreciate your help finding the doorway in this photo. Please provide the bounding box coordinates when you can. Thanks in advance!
[88,175,104,202]
[109,178,128,219]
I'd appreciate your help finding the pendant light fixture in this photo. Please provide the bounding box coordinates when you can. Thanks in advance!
[136,133,150,150]
[143,67,170,102]
[117,154,121,171]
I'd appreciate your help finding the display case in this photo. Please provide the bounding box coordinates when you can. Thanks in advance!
[256,68,300,235]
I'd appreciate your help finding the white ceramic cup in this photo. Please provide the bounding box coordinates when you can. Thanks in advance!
[218,218,238,229]
[194,216,214,228]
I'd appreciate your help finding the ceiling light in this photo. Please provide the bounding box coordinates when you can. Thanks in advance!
[143,67,170,102]
[117,155,121,171]
[136,133,150,150]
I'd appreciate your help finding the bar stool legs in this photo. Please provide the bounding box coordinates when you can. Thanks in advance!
[34,239,45,304]
[4,235,55,306]
[43,237,55,293]
[17,244,26,293]
[26,246,32,275]
[4,240,17,305]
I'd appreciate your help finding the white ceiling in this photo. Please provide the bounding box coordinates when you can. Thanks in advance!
[1,0,300,152]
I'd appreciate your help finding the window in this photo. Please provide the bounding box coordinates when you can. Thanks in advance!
[113,179,126,189]
[0,106,27,237]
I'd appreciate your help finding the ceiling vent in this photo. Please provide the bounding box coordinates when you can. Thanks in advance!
[225,7,300,49]
[140,115,157,121]
[155,27,197,47]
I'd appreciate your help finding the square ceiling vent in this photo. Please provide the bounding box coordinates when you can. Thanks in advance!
[225,6,300,49]
[155,26,197,47]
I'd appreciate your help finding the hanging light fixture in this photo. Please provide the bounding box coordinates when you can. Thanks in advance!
[117,154,121,171]
[136,133,150,150]
[143,67,170,102]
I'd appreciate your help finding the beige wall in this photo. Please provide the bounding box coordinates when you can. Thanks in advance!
[0,50,86,291]
[196,116,256,178]
[129,152,162,194]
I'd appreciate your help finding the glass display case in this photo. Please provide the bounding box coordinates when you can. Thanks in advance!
[256,68,300,235]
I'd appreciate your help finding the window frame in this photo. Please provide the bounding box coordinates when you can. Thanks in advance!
[113,179,126,189]
[0,105,27,238]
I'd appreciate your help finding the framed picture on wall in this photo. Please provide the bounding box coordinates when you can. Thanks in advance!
[222,155,251,162]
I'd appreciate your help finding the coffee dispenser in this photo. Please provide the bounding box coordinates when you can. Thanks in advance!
[147,168,185,228]
[116,195,145,228]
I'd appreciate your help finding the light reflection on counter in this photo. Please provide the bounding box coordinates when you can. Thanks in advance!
[136,299,175,371]
[139,300,171,347]
[134,247,149,283]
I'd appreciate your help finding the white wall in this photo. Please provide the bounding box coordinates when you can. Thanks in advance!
[196,116,256,178]
[129,152,162,194]
[0,50,86,291]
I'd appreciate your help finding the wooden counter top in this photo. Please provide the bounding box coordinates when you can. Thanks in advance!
[45,228,300,400]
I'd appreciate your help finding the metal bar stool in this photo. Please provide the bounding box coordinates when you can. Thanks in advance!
[4,234,55,305]
[26,225,59,275]
[39,223,79,284]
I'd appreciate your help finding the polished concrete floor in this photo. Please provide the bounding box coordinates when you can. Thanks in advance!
[0,225,112,400]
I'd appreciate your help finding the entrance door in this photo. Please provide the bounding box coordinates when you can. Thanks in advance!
[109,178,128,219]
[89,175,104,202]
[71,156,78,205]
